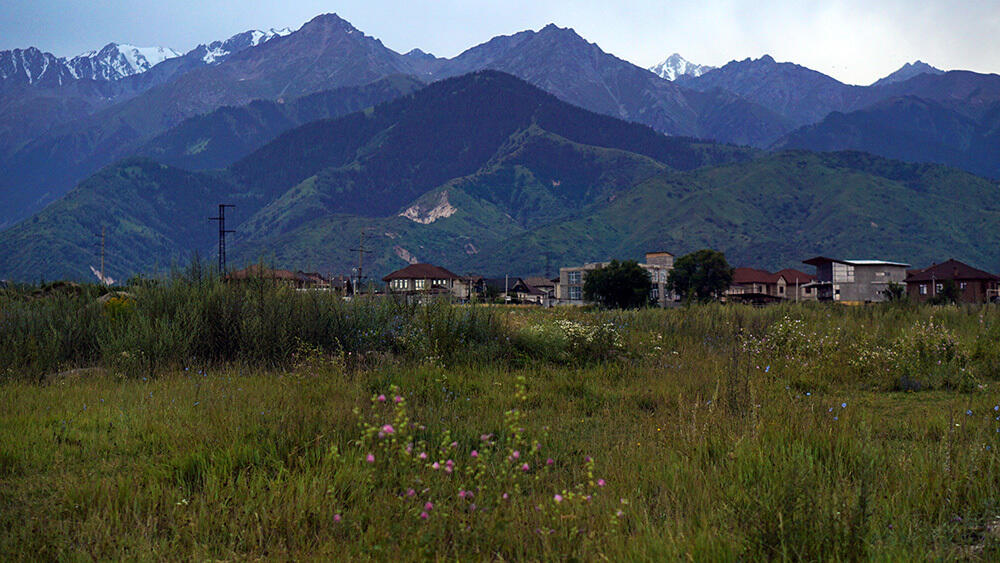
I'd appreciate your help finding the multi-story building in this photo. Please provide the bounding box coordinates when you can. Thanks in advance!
[557,251,674,306]
[905,259,1000,303]
[383,263,462,299]
[802,256,909,303]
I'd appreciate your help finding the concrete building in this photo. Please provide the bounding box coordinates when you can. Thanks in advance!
[383,263,462,300]
[802,257,910,303]
[557,252,674,306]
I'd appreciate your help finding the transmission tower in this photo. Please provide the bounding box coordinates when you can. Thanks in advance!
[208,204,235,274]
[350,229,372,296]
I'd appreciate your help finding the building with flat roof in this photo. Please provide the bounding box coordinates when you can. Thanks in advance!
[802,256,909,303]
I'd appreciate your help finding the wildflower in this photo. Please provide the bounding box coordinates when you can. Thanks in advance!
[554,494,563,503]
[841,402,847,408]
[995,405,999,412]
[333,514,342,523]
[432,462,440,470]
[420,511,429,520]
[471,450,479,458]
[459,490,467,499]
[381,424,395,435]
[425,501,434,511]
[450,441,458,448]
[469,504,476,512]
[418,452,428,459]
[377,394,386,402]
[765,365,771,373]
[394,395,403,404]
[446,459,454,467]
[407,488,416,497]
[546,458,554,466]
[966,410,973,416]
[502,493,509,499]
[366,453,375,463]
[598,479,606,487]
[481,433,493,441]
[521,463,530,472]
[833,416,839,421]
[512,450,520,459]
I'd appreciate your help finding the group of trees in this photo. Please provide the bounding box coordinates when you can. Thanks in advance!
[582,249,734,309]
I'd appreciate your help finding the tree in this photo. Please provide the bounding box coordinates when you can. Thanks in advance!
[583,260,652,309]
[883,281,906,302]
[929,280,962,305]
[667,249,733,303]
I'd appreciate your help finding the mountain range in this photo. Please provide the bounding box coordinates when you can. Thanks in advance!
[1,71,998,284]
[649,54,715,81]
[1,13,998,282]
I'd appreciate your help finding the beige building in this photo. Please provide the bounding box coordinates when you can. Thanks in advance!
[557,251,674,306]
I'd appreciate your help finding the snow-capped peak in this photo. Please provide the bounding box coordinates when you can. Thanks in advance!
[200,27,295,64]
[649,53,715,81]
[66,43,181,81]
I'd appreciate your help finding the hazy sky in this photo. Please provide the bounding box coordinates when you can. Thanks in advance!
[1,0,997,85]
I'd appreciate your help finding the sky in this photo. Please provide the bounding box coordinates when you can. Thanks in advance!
[1,0,998,85]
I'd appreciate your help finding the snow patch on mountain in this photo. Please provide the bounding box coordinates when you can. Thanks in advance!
[871,60,945,87]
[201,27,295,64]
[649,53,714,81]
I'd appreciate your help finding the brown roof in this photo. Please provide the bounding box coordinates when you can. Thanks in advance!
[227,265,300,281]
[523,276,556,288]
[382,263,460,282]
[905,259,999,283]
[733,267,782,285]
[775,268,815,284]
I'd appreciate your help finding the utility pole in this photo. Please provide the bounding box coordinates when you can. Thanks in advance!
[94,226,107,285]
[350,229,371,296]
[208,204,235,274]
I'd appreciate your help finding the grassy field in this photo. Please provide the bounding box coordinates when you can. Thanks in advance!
[2,281,1000,560]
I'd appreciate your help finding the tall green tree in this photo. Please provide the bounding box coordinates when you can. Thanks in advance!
[667,249,733,303]
[582,260,652,309]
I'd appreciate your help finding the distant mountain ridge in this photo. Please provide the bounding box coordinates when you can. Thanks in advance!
[872,61,944,87]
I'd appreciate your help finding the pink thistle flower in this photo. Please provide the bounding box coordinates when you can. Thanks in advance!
[405,443,413,454]
[471,450,479,458]
[432,462,440,470]
[377,394,386,402]
[584,456,592,463]
[502,493,509,500]
[366,453,375,463]
[445,466,453,474]
[554,494,563,503]
[381,424,395,435]
[469,504,476,512]
[512,450,520,459]
[480,433,492,441]
[425,501,434,511]
[521,463,530,472]
[407,488,416,497]
[450,441,458,448]
[597,479,606,487]
[333,514,342,522]
[393,395,403,403]
[420,511,429,520]
[445,459,454,467]
[418,452,428,460]
[458,490,467,499]
[546,458,554,466]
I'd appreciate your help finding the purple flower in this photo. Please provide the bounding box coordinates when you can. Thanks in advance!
[333,514,342,523]
[554,494,563,503]
[381,424,395,435]
[546,458,554,466]
[420,511,429,520]
[377,394,386,403]
[471,450,479,458]
[597,479,606,487]
[521,463,530,472]
[424,501,434,511]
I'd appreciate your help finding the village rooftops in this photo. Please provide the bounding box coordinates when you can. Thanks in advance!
[905,259,999,283]
[803,256,910,268]
[732,267,783,284]
[382,263,460,282]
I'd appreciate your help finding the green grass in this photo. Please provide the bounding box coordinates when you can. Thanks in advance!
[2,290,1000,559]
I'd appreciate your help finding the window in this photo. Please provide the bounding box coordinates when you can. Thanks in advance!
[569,286,582,300]
[651,287,659,300]
[415,279,426,290]
[568,271,582,284]
[960,282,967,290]
[936,283,943,292]
[920,284,927,295]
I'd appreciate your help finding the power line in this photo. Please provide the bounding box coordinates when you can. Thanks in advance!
[350,229,372,296]
[208,204,235,274]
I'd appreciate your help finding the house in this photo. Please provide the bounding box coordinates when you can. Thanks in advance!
[225,265,328,289]
[725,268,786,304]
[556,251,674,306]
[905,259,1000,303]
[802,257,910,303]
[524,276,558,306]
[482,277,548,304]
[383,263,462,298]
[775,268,817,301]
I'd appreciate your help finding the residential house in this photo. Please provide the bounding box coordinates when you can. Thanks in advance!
[383,263,462,298]
[524,276,558,306]
[802,257,910,303]
[775,268,817,302]
[905,259,1000,303]
[557,252,674,306]
[725,268,786,304]
[482,277,548,304]
[226,265,328,289]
